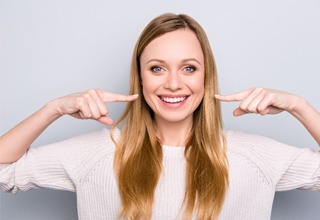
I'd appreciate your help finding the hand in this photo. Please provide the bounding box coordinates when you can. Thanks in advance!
[50,89,139,125]
[0,89,139,163]
[215,87,300,117]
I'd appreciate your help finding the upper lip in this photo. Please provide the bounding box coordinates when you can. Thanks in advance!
[158,94,189,98]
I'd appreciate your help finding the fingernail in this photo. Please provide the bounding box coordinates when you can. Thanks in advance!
[133,94,139,96]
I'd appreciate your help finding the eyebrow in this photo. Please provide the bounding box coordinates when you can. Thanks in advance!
[145,58,202,65]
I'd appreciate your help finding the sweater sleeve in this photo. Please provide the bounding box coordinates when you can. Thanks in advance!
[0,128,114,193]
[226,131,320,191]
[275,147,320,191]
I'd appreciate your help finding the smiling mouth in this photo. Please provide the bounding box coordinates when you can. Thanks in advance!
[160,96,188,103]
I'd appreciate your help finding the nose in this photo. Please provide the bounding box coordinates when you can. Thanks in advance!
[164,71,182,91]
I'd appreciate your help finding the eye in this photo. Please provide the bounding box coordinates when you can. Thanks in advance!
[184,66,196,72]
[151,66,163,72]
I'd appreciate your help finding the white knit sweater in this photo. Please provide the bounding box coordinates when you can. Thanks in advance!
[1,128,320,220]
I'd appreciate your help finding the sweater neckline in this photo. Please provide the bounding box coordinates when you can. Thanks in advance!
[162,145,185,158]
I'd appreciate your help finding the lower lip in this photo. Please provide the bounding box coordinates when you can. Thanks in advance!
[159,97,188,108]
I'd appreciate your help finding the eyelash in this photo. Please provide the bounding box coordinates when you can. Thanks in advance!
[150,65,196,73]
[150,66,163,72]
[184,66,196,72]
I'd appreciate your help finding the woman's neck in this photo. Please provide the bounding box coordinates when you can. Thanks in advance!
[154,117,192,147]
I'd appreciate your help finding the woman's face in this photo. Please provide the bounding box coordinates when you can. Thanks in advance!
[140,29,205,125]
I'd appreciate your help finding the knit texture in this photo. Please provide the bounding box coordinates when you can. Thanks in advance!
[1,129,320,219]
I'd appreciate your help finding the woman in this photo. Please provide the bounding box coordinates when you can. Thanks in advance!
[1,13,320,220]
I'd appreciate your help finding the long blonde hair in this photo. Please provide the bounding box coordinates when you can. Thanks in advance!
[112,13,228,220]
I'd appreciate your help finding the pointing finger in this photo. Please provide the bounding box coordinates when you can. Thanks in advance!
[101,91,139,103]
[215,89,254,102]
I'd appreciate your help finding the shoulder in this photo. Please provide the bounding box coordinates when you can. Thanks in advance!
[224,130,304,181]
[69,128,120,181]
[73,127,120,162]
[225,130,320,191]
[60,127,120,147]
[23,127,120,162]
[41,128,120,178]
[36,127,120,157]
[225,130,300,156]
[225,130,304,167]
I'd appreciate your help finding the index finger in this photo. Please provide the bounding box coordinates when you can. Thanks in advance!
[215,89,253,102]
[101,91,139,102]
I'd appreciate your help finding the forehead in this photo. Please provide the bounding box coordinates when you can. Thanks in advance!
[140,29,204,64]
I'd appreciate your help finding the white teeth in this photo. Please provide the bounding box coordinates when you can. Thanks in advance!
[161,97,187,103]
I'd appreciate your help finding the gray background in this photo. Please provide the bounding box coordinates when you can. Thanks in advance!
[1,0,320,219]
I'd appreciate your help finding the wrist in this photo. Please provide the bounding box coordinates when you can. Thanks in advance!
[41,100,64,123]
[289,96,313,120]
[288,95,302,112]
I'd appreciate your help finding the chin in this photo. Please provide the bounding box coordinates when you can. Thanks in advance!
[156,112,193,124]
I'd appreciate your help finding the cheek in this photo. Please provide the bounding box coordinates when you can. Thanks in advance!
[141,75,160,104]
[190,74,205,94]
[141,78,153,95]
[190,75,205,107]
[141,73,161,93]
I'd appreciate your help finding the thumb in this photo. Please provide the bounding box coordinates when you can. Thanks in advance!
[97,116,114,125]
[233,108,247,117]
